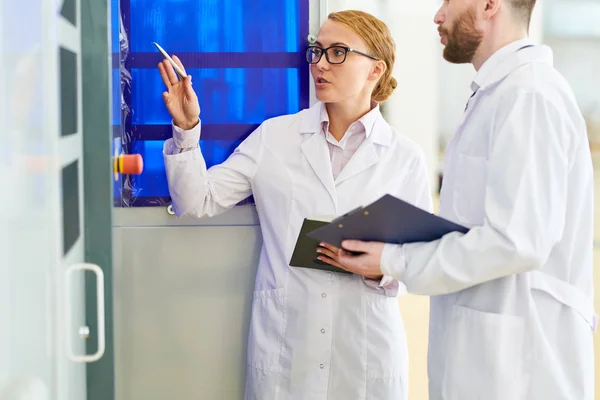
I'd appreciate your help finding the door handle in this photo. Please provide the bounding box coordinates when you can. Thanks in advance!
[65,263,105,363]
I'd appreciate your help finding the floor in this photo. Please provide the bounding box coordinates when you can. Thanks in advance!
[398,150,600,399]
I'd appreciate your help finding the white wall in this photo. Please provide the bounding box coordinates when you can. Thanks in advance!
[543,0,600,144]
[382,1,440,192]
[544,37,600,142]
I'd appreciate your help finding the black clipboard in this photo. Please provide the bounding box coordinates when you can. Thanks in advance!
[306,194,469,248]
[289,218,352,274]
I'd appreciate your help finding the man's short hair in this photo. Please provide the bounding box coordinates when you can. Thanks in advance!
[508,0,537,28]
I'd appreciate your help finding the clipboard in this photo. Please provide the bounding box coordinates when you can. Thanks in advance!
[289,218,352,274]
[306,194,469,248]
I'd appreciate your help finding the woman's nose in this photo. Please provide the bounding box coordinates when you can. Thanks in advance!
[316,54,328,68]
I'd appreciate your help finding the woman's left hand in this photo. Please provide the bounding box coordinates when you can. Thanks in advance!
[316,242,346,270]
[317,241,385,280]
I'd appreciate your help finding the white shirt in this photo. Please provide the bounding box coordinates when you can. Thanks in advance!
[381,38,596,399]
[319,103,397,292]
[320,102,376,180]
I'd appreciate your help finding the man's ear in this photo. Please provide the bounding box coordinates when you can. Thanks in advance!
[482,0,501,20]
[369,60,386,82]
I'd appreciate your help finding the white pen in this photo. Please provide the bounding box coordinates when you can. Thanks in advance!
[153,42,187,79]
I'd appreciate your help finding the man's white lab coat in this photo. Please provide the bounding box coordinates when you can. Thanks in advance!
[382,39,596,400]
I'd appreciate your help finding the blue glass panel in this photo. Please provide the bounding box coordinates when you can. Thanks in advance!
[129,140,243,198]
[129,0,300,53]
[115,0,308,206]
[111,0,120,53]
[129,140,168,198]
[112,69,121,125]
[130,68,302,125]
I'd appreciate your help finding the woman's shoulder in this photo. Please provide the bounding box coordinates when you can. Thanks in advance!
[259,103,320,134]
[261,111,302,128]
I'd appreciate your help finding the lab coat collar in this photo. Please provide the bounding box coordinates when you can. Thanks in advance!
[299,101,391,147]
[318,101,381,141]
[298,101,323,134]
[298,102,393,204]
[299,103,336,204]
[471,38,553,92]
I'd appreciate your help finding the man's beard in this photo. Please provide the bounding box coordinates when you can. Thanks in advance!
[440,6,483,64]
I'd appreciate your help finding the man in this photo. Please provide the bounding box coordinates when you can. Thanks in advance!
[326,0,596,398]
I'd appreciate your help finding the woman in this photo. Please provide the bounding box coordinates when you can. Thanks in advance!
[160,10,432,399]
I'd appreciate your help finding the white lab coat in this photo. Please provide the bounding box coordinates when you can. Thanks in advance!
[163,102,433,399]
[382,39,596,399]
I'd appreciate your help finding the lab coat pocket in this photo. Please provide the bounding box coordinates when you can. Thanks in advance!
[443,305,526,400]
[453,154,488,226]
[247,288,287,372]
[365,294,408,380]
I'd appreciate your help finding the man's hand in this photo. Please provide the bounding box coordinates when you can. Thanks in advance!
[329,240,386,279]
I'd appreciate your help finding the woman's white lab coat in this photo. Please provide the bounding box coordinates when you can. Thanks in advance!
[382,40,596,399]
[163,102,432,399]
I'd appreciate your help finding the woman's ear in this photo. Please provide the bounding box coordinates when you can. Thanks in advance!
[369,60,386,82]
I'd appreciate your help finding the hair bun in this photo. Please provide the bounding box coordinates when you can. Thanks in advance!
[390,77,398,90]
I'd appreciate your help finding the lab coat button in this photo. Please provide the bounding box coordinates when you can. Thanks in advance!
[321,293,327,298]
[319,364,324,369]
[321,328,326,334]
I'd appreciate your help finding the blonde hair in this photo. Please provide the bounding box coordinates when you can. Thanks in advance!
[328,10,397,103]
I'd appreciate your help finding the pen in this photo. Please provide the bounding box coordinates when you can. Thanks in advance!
[153,42,187,79]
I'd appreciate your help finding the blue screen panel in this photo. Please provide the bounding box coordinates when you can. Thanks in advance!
[131,68,301,125]
[112,69,121,125]
[126,140,242,199]
[116,0,309,206]
[129,0,299,53]
[111,0,120,53]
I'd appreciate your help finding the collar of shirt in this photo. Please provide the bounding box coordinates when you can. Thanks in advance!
[319,101,381,148]
[471,37,535,92]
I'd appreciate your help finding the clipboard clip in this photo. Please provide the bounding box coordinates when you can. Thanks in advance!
[332,206,364,224]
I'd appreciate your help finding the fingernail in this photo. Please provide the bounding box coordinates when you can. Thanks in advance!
[316,249,321,253]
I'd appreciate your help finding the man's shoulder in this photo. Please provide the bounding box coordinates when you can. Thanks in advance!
[498,61,572,100]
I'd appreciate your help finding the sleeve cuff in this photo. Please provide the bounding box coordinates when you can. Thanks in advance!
[362,275,400,297]
[378,275,395,287]
[172,119,201,149]
[380,243,407,280]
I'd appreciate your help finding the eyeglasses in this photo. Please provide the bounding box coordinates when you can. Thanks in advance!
[306,45,379,65]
